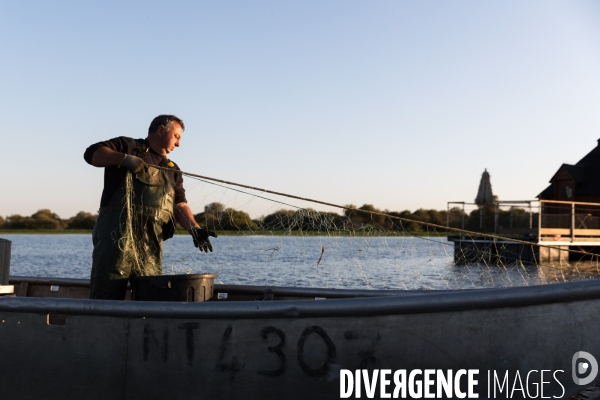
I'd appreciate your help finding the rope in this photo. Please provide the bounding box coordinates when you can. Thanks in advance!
[150,164,599,258]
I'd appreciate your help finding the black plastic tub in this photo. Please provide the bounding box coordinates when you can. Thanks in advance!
[132,273,217,302]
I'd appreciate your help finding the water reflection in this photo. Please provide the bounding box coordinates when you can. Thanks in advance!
[537,261,600,282]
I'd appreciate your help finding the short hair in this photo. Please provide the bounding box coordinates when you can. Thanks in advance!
[148,115,185,134]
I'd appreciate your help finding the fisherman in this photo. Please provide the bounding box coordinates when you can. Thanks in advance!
[83,115,216,300]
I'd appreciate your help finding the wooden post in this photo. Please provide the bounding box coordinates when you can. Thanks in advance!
[0,238,11,285]
[538,201,543,240]
[571,203,575,242]
[494,202,499,234]
[461,203,465,240]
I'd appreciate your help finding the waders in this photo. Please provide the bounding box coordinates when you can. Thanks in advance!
[90,166,175,300]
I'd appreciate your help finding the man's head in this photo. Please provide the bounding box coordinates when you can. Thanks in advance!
[147,114,185,155]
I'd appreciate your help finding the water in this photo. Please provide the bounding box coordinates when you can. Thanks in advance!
[2,234,598,290]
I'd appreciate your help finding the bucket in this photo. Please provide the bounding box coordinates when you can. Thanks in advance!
[132,273,217,302]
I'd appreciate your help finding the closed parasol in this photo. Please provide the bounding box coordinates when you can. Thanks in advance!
[475,168,494,206]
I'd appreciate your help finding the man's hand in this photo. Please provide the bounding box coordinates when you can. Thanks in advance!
[189,227,217,252]
[121,154,147,173]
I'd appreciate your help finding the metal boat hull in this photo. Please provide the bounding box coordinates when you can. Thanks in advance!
[1,279,599,399]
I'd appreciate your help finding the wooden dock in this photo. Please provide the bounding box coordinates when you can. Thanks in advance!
[448,200,600,264]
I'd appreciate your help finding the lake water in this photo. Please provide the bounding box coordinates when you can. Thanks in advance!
[2,234,597,290]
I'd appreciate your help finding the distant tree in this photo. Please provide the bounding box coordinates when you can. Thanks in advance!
[461,203,536,232]
[67,211,97,229]
[288,208,316,231]
[5,210,66,229]
[497,207,533,229]
[30,209,64,229]
[318,212,344,231]
[446,207,467,229]
[344,204,385,226]
[391,210,421,232]
[342,205,356,218]
[398,210,413,219]
[194,202,257,231]
[194,202,225,230]
[426,209,445,226]
[259,209,344,232]
[6,214,35,229]
[204,202,225,218]
[466,205,495,230]
[411,208,431,224]
[261,210,295,230]
[378,211,406,231]
[401,209,447,231]
[0,215,4,228]
[466,209,481,230]
[220,208,257,230]
[291,209,344,231]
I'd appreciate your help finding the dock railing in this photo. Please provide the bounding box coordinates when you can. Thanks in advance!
[446,200,538,237]
[447,199,600,244]
[493,200,536,235]
[538,200,600,244]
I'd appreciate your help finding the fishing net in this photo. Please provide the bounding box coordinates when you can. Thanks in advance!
[146,167,600,290]
[116,172,163,277]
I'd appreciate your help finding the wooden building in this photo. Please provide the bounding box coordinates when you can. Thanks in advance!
[538,139,600,203]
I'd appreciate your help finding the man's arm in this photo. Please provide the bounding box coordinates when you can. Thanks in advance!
[174,202,199,230]
[90,147,127,167]
[90,146,147,173]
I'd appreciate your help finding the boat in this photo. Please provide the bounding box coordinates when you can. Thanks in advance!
[1,272,599,399]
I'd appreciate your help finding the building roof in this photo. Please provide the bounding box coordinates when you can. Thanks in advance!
[538,183,553,199]
[550,164,586,183]
[538,139,600,198]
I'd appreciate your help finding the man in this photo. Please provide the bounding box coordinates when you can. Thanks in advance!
[84,115,216,300]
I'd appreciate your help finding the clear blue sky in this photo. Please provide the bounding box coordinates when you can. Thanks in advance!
[1,1,600,219]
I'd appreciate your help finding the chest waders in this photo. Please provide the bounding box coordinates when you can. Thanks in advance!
[90,164,175,300]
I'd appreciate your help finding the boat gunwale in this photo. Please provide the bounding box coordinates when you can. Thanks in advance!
[2,278,600,319]
[8,275,465,297]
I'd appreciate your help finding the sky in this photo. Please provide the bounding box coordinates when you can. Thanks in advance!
[1,1,600,219]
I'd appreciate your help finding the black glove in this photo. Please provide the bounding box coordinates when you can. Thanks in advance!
[189,227,217,252]
[120,154,148,174]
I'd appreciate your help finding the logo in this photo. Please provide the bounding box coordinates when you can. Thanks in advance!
[572,351,598,385]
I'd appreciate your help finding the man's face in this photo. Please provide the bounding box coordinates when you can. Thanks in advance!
[157,122,183,155]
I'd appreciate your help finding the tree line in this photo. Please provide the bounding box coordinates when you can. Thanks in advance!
[0,210,97,230]
[0,203,535,232]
